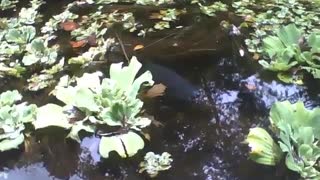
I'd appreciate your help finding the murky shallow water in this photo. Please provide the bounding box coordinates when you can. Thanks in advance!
[1,1,320,180]
[2,55,317,179]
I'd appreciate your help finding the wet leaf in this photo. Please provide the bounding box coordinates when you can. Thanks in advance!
[70,39,87,48]
[133,44,144,51]
[67,119,95,142]
[60,21,79,31]
[245,127,283,166]
[139,152,173,178]
[33,104,71,129]
[0,90,37,152]
[0,133,24,152]
[99,131,144,158]
[144,83,166,98]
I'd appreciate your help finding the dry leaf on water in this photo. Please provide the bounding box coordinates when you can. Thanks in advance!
[144,83,166,98]
[60,21,79,31]
[253,53,260,60]
[133,44,144,51]
[70,39,87,48]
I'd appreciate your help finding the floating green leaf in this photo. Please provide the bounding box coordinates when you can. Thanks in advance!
[139,152,173,178]
[247,101,320,179]
[245,127,283,166]
[99,131,144,158]
[33,104,71,130]
[0,90,37,152]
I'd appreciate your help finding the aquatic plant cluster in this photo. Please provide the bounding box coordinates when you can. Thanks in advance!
[260,24,320,84]
[246,101,320,179]
[231,0,320,178]
[0,0,228,177]
[232,0,320,83]
[0,0,228,92]
[0,56,172,177]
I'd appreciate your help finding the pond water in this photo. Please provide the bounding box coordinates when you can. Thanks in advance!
[1,0,320,180]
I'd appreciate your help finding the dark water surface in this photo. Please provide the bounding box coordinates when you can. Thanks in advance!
[1,0,320,180]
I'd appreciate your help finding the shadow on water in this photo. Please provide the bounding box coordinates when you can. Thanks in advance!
[2,0,320,180]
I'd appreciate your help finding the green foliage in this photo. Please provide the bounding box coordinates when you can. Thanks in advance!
[199,2,228,17]
[5,26,36,45]
[22,38,60,66]
[246,101,320,179]
[0,90,37,151]
[0,0,62,90]
[68,38,113,66]
[0,0,18,10]
[233,0,320,83]
[259,24,301,71]
[139,152,173,178]
[41,3,78,40]
[233,0,320,53]
[259,24,320,82]
[33,57,154,158]
[245,127,283,166]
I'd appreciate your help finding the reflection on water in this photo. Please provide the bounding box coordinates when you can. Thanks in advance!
[0,163,55,180]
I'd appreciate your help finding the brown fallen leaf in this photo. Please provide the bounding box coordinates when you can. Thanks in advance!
[149,13,162,20]
[144,83,166,98]
[70,39,87,48]
[133,44,144,51]
[60,21,79,31]
[252,53,260,60]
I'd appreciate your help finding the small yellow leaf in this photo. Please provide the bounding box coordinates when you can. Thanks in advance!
[133,44,144,51]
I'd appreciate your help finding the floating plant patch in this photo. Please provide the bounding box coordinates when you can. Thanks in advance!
[232,0,320,83]
[0,0,18,10]
[199,1,228,17]
[33,57,154,158]
[0,90,37,152]
[0,0,63,90]
[259,24,320,83]
[68,38,114,66]
[139,152,173,178]
[245,101,320,179]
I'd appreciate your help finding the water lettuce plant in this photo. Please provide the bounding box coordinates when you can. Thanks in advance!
[245,127,283,166]
[233,0,320,54]
[33,57,154,158]
[199,2,228,17]
[0,0,64,91]
[0,90,37,152]
[0,0,18,10]
[139,152,173,178]
[233,0,320,83]
[246,101,320,179]
[259,24,320,83]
